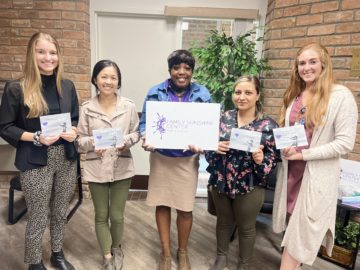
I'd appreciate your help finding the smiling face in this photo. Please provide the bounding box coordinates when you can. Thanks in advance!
[35,38,59,75]
[232,81,259,114]
[169,63,193,89]
[297,48,323,87]
[94,66,119,97]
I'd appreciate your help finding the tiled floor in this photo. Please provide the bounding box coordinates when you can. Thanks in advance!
[128,190,208,203]
[127,190,148,201]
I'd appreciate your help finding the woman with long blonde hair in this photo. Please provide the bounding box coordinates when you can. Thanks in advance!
[0,32,79,270]
[272,43,358,270]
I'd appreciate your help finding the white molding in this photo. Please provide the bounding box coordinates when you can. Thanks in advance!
[165,6,259,20]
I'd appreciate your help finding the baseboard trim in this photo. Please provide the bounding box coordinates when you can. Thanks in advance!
[130,175,149,190]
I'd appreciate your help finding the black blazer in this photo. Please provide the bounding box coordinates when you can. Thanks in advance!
[0,79,79,171]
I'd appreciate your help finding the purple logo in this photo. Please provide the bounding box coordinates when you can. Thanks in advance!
[152,113,166,139]
[96,135,102,140]
[42,122,48,126]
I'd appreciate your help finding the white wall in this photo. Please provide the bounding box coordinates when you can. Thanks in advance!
[90,0,269,175]
[90,0,269,99]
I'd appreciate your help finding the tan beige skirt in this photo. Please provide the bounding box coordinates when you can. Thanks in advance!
[146,152,199,212]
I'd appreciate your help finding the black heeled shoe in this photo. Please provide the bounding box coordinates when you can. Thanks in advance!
[28,261,47,270]
[50,250,75,270]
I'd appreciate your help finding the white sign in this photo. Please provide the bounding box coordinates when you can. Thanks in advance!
[273,125,308,149]
[339,158,360,199]
[145,101,220,150]
[93,128,123,150]
[40,112,72,136]
[229,128,262,152]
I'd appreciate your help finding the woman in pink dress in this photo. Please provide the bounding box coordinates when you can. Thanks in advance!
[272,43,358,270]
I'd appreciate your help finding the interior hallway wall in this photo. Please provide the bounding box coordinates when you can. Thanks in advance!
[262,0,360,160]
[90,0,269,177]
[1,0,360,187]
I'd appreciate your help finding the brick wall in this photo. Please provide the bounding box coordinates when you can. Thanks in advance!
[0,0,91,191]
[262,0,360,161]
[182,19,232,50]
[0,0,91,102]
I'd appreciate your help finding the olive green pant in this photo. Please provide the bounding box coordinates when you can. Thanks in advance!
[89,179,131,255]
[211,187,264,264]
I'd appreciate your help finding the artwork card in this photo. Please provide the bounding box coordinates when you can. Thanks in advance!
[40,112,72,137]
[229,128,262,152]
[92,128,123,150]
[273,125,308,149]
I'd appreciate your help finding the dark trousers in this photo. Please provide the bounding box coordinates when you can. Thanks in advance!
[211,187,264,264]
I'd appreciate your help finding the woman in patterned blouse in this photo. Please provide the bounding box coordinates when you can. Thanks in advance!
[206,75,280,270]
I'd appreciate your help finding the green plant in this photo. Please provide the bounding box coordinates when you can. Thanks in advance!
[190,30,271,110]
[335,220,360,249]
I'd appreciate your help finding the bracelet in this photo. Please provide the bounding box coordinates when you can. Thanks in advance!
[33,131,42,147]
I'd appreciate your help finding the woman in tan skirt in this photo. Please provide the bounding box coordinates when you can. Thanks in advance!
[139,50,211,270]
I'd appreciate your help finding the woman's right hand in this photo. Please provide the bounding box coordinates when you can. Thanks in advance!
[141,137,155,152]
[216,141,230,155]
[282,146,303,161]
[94,148,106,157]
[39,135,60,146]
[91,138,106,156]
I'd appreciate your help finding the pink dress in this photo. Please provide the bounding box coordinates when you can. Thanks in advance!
[287,95,313,214]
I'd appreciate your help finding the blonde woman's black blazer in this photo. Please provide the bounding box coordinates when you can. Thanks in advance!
[0,79,79,171]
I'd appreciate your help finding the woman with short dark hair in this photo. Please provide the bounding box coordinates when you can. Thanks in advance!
[140,49,211,270]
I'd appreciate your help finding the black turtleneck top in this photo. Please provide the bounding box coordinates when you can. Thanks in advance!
[41,74,63,145]
[41,74,61,115]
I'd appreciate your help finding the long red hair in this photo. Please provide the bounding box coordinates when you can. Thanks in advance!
[279,43,334,128]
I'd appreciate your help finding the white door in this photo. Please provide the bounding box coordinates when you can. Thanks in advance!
[93,13,181,175]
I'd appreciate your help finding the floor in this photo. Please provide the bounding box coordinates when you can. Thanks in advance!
[1,190,357,270]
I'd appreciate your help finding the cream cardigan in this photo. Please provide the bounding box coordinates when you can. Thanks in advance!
[272,85,358,265]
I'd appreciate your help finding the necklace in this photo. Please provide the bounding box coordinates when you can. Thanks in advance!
[175,91,185,97]
[168,89,190,102]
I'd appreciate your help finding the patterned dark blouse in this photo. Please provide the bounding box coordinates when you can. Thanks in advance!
[205,109,280,198]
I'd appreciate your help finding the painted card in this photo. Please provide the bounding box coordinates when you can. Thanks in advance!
[273,125,308,149]
[93,128,123,150]
[229,128,262,152]
[40,112,72,137]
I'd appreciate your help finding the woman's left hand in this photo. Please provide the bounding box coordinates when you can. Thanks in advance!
[60,126,77,142]
[282,146,304,160]
[252,145,264,165]
[116,144,126,152]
